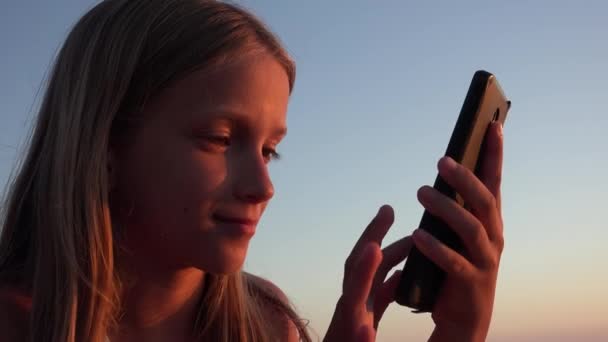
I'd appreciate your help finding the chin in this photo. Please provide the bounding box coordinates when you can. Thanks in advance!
[196,245,249,275]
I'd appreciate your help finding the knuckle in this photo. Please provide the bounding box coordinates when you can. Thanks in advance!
[448,255,465,275]
[345,255,353,267]
[335,294,352,312]
[458,163,473,180]
[480,193,498,213]
[376,248,384,264]
[495,233,505,253]
[344,257,353,274]
[469,221,486,245]
[493,173,503,189]
[486,253,500,270]
[489,193,498,209]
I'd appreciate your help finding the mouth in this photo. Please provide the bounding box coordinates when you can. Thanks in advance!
[212,213,258,236]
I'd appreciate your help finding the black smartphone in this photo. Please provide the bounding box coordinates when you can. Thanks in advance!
[394,70,511,312]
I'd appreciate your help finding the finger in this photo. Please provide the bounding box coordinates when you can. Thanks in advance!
[346,205,394,274]
[477,122,503,211]
[417,186,494,266]
[437,156,502,243]
[343,243,383,308]
[381,236,413,265]
[355,205,394,249]
[373,270,402,329]
[373,236,412,293]
[412,229,474,279]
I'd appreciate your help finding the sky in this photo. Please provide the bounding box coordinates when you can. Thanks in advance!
[1,1,607,341]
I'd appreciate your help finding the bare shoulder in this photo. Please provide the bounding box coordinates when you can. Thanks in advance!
[0,284,31,342]
[243,272,301,342]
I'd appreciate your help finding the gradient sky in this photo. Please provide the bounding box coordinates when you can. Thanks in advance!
[1,1,607,341]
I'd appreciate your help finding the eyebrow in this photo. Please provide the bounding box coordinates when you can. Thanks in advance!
[192,108,287,138]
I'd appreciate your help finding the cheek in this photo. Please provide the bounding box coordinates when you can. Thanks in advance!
[116,137,227,234]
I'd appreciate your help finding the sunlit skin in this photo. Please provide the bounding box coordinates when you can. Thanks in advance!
[325,122,504,342]
[107,54,290,341]
[0,54,504,342]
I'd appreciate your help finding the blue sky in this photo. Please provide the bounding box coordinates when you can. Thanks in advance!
[1,1,607,341]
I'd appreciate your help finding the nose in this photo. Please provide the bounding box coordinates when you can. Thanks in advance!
[231,151,274,204]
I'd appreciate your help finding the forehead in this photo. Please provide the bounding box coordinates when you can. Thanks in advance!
[152,55,291,128]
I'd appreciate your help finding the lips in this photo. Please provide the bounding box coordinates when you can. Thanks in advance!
[213,213,258,226]
[213,213,258,236]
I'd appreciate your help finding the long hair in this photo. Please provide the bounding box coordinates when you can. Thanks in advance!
[0,1,311,341]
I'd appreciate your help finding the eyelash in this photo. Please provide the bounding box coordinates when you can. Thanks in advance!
[263,148,281,161]
[205,136,281,162]
[207,136,231,146]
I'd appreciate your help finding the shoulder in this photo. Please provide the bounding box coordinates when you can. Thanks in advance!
[244,272,290,303]
[0,284,31,341]
[243,272,301,342]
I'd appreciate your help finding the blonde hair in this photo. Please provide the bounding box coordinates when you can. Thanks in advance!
[0,0,312,341]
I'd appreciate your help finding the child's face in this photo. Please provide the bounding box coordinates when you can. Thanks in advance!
[111,54,290,275]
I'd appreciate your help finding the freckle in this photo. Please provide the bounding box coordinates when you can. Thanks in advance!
[183,207,189,214]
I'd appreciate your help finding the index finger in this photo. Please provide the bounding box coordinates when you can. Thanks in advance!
[351,205,394,256]
[477,121,503,211]
[343,243,383,308]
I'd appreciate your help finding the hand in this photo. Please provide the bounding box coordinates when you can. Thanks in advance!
[324,205,412,342]
[412,122,505,342]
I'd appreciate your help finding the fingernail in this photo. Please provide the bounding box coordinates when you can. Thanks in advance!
[440,156,457,170]
[376,204,393,221]
[418,186,432,203]
[378,205,388,215]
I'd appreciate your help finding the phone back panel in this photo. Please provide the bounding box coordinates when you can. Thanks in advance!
[395,70,510,311]
[455,73,510,205]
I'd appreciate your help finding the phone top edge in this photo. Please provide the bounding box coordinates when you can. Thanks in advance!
[442,72,490,162]
[474,70,493,79]
[479,70,511,106]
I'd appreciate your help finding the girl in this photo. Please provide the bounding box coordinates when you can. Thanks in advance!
[0,1,505,341]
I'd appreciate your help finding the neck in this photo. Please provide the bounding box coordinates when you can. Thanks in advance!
[110,263,206,342]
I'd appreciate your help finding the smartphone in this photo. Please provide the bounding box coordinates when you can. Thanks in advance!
[394,70,511,312]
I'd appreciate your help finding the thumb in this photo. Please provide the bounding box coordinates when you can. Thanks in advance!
[373,270,402,329]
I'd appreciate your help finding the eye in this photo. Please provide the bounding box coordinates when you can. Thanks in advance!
[196,135,231,152]
[262,147,281,163]
[206,135,231,146]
